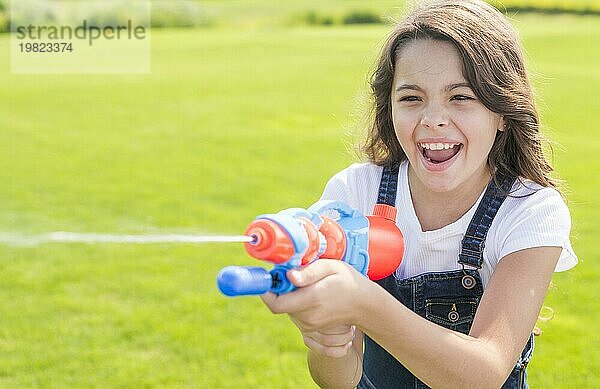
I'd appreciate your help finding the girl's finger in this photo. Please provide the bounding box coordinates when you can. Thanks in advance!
[305,328,355,347]
[302,334,353,359]
[287,259,346,287]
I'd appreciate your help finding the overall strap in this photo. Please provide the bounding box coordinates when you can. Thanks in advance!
[377,163,400,207]
[458,172,517,269]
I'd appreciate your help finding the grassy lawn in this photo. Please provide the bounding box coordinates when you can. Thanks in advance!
[0,12,598,388]
[196,0,600,29]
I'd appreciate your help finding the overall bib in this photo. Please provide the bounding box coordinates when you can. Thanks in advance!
[358,164,534,389]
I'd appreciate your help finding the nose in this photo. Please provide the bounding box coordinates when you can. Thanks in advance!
[420,103,449,128]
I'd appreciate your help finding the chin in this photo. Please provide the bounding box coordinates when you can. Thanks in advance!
[412,169,455,192]
[424,179,458,193]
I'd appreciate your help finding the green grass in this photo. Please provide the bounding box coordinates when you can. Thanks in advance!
[490,0,600,13]
[0,13,599,388]
[198,0,600,27]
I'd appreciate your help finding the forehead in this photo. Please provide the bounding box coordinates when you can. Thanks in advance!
[393,39,466,84]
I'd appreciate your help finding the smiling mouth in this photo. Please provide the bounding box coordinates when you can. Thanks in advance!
[418,142,463,164]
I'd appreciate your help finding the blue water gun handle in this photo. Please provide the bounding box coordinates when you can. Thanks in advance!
[217,265,294,296]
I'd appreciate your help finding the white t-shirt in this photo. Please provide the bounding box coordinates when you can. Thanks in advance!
[319,160,577,287]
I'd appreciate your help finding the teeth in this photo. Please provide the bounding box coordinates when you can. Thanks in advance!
[418,142,461,150]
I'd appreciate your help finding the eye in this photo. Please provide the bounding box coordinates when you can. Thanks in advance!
[451,94,475,101]
[398,95,422,102]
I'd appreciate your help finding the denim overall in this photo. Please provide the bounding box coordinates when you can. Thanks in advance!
[358,164,534,389]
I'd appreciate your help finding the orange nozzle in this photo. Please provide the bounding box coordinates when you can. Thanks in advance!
[244,219,294,264]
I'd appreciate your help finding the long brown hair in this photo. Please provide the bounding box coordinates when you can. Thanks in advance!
[362,0,556,188]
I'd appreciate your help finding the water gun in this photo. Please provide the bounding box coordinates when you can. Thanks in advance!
[217,200,404,296]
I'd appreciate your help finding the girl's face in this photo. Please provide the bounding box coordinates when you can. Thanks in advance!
[391,39,503,195]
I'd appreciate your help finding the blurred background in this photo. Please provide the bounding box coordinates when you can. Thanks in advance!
[0,0,598,387]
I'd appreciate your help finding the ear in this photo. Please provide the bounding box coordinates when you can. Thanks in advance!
[497,116,505,132]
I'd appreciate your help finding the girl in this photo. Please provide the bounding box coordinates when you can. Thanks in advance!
[262,0,577,388]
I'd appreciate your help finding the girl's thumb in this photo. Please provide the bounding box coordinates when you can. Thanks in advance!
[287,269,305,286]
[287,260,335,287]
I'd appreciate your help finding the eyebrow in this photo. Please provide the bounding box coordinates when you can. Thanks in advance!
[395,84,422,92]
[445,82,472,92]
[394,82,472,93]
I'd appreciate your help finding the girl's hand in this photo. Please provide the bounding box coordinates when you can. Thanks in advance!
[260,259,370,331]
[293,322,356,358]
